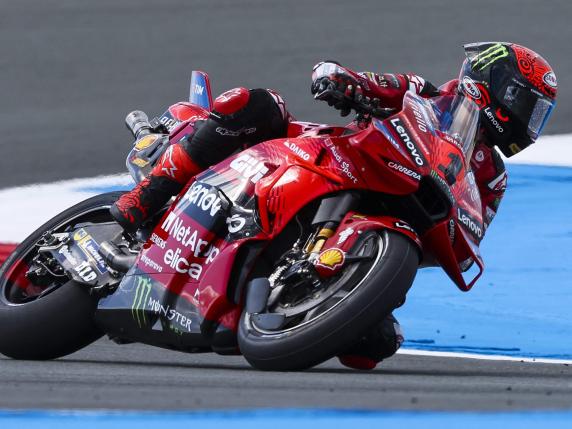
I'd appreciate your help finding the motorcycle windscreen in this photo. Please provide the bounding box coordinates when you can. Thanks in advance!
[406,92,480,163]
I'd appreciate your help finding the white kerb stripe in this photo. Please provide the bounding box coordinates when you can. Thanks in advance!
[398,348,572,365]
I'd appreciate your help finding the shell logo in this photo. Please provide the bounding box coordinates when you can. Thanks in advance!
[316,248,345,270]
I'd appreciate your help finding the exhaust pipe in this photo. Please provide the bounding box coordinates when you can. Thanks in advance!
[99,241,137,273]
[125,110,153,139]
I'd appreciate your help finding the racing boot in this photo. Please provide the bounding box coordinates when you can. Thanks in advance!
[110,144,203,233]
[338,313,404,370]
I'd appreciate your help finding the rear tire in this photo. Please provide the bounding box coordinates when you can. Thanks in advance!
[238,230,419,371]
[0,192,124,360]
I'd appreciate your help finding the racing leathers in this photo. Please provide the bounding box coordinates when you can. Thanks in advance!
[310,63,507,232]
[110,63,507,370]
[111,87,291,232]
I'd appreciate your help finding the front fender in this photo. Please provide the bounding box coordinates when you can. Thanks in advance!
[313,212,422,277]
[333,212,421,250]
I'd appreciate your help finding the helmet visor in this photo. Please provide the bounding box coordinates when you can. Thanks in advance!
[502,83,556,141]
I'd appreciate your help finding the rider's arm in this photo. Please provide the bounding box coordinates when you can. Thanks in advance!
[470,142,508,231]
[355,71,440,109]
[311,61,440,113]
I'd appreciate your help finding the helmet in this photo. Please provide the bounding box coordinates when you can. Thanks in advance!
[458,42,557,157]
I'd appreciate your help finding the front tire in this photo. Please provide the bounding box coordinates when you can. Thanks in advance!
[238,230,419,371]
[0,192,124,360]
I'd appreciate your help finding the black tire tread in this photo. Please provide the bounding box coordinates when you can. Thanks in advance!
[238,230,419,371]
[0,192,124,360]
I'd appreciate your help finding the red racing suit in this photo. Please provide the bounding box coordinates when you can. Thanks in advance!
[113,67,507,236]
[332,68,508,232]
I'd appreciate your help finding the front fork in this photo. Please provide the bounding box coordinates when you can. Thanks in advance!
[304,192,361,263]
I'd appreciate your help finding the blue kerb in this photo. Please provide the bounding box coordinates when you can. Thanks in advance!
[0,409,571,429]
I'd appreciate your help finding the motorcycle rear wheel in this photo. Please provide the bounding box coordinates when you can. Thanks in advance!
[238,229,419,371]
[0,192,124,360]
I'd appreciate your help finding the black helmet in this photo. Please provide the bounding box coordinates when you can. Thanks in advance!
[458,42,557,157]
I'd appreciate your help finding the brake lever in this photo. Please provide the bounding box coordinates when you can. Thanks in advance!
[314,88,396,119]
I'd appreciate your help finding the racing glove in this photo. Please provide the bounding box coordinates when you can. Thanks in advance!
[311,61,440,115]
[311,61,383,117]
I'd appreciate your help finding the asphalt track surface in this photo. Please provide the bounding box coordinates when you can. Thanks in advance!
[1,0,572,412]
[0,338,571,411]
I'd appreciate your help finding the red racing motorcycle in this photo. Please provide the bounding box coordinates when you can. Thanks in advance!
[0,70,485,370]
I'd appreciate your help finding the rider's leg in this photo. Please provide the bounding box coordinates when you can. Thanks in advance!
[338,313,404,370]
[110,88,290,232]
[111,143,202,232]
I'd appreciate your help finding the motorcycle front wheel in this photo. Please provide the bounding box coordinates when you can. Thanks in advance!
[238,229,419,371]
[0,192,124,360]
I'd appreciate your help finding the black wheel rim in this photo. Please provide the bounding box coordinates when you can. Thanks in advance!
[247,231,385,336]
[0,205,115,306]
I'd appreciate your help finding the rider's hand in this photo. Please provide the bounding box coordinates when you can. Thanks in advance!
[311,71,380,118]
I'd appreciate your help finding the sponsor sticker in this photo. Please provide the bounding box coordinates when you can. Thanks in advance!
[131,276,192,333]
[74,260,97,282]
[226,214,246,233]
[159,115,179,132]
[150,233,166,249]
[483,107,504,133]
[387,161,421,181]
[159,212,220,280]
[461,76,481,99]
[336,227,354,245]
[325,140,359,183]
[134,134,159,151]
[229,154,269,184]
[131,158,149,168]
[55,244,96,282]
[184,183,223,217]
[457,207,483,240]
[316,248,345,270]
[543,71,557,88]
[284,140,311,161]
[193,83,204,95]
[409,98,432,133]
[140,254,163,273]
[448,218,456,243]
[389,118,427,167]
[132,276,152,328]
[470,43,509,71]
[161,212,220,260]
[215,127,256,137]
[73,228,107,274]
[373,119,405,153]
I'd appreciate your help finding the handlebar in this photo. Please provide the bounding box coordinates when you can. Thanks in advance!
[314,84,395,120]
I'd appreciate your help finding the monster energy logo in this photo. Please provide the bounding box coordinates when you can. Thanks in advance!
[471,43,509,71]
[132,276,152,328]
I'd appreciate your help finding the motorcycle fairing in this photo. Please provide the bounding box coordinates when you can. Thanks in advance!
[312,212,423,278]
[97,90,488,350]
